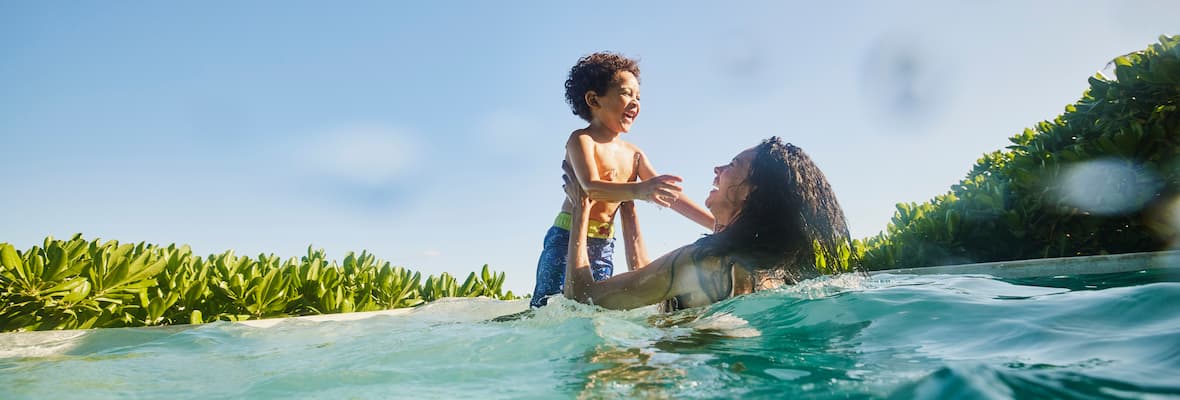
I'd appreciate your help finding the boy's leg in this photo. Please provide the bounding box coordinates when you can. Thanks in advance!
[530,226,570,308]
[587,237,616,281]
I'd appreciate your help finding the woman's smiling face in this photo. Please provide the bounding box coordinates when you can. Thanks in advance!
[706,147,756,228]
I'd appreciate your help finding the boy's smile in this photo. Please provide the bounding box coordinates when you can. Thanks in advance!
[589,71,641,134]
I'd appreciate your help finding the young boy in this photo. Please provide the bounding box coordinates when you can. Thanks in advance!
[530,52,714,307]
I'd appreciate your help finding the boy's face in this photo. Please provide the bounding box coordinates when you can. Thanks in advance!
[587,71,640,133]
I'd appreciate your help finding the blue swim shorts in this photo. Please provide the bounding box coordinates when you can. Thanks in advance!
[529,225,614,307]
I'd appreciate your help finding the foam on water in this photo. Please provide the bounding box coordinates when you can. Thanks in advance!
[1,269,1178,399]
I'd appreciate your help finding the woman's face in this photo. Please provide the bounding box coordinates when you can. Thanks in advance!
[706,147,757,226]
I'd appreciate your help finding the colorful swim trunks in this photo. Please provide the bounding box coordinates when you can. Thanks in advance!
[529,213,615,307]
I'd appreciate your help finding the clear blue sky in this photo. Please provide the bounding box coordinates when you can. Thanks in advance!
[2,1,1176,293]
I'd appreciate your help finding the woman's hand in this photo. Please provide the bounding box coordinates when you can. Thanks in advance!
[562,161,590,209]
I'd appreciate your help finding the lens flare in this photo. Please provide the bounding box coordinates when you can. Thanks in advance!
[1164,196,1180,249]
[1054,158,1161,215]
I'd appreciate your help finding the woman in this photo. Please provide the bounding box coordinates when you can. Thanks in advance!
[561,137,857,310]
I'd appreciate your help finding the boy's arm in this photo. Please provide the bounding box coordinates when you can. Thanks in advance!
[634,151,716,230]
[618,201,651,271]
[564,161,719,310]
[567,134,682,207]
[668,193,715,230]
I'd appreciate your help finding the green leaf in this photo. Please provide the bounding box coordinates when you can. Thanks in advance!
[45,276,87,294]
[28,251,45,285]
[1,244,27,281]
[60,279,92,304]
[43,243,72,281]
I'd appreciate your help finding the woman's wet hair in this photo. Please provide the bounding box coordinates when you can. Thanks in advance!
[564,52,640,122]
[695,137,857,281]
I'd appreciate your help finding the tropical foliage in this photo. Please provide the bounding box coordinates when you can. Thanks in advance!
[0,234,518,332]
[858,35,1180,269]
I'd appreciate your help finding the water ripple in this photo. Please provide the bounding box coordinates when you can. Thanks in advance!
[0,272,1177,399]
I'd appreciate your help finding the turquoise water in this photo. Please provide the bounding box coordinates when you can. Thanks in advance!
[1,270,1178,399]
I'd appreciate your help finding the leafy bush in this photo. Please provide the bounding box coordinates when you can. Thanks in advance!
[0,234,518,332]
[859,35,1180,269]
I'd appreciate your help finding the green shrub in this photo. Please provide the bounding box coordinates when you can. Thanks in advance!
[0,234,519,332]
[860,35,1180,269]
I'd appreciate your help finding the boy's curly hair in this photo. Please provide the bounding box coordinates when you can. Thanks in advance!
[564,52,640,122]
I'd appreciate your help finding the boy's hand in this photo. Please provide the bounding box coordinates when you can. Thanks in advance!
[638,175,682,207]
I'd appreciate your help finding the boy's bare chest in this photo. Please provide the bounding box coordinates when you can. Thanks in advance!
[593,145,637,182]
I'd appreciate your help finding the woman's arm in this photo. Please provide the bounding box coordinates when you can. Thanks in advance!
[633,151,715,230]
[618,201,651,271]
[562,186,599,304]
[567,134,682,206]
[563,162,718,310]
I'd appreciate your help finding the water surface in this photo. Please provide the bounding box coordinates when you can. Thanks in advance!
[1,269,1178,399]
